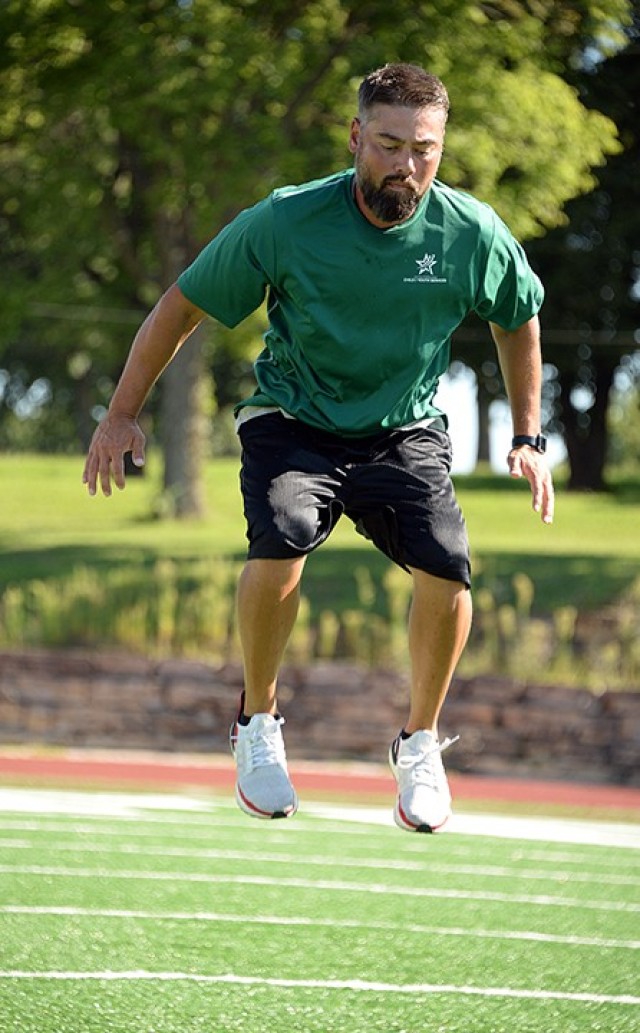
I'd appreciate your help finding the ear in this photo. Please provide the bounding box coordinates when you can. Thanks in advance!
[348,117,360,155]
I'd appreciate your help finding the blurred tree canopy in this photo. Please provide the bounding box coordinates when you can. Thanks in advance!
[0,0,632,511]
[525,1,640,489]
[454,3,639,484]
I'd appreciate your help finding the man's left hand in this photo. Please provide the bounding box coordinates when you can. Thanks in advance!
[508,447,554,524]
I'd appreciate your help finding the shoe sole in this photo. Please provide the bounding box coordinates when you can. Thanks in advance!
[235,785,299,820]
[393,800,449,834]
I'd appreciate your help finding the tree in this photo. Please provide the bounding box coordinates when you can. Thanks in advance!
[608,360,640,475]
[0,0,631,511]
[524,3,640,489]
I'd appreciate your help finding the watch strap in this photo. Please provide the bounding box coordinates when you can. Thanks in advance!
[511,434,547,454]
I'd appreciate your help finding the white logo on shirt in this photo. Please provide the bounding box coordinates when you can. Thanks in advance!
[416,253,437,276]
[403,252,447,285]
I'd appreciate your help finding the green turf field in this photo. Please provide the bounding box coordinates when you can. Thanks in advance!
[0,789,638,1032]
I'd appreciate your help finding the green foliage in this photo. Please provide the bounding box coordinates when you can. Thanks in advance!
[608,379,640,473]
[1,524,639,689]
[445,63,621,239]
[522,7,640,489]
[465,572,640,688]
[0,559,240,660]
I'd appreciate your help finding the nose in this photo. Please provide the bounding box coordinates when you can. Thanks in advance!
[394,149,416,177]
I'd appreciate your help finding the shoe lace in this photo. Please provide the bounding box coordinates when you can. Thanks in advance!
[397,735,459,789]
[248,719,287,770]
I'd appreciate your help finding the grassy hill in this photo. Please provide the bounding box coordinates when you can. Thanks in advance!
[1,453,638,685]
[2,453,638,606]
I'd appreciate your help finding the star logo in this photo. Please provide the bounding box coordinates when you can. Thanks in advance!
[416,253,437,276]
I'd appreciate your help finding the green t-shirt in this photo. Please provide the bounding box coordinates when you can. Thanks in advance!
[177,169,543,436]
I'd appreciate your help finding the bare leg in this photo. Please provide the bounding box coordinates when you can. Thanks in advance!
[405,568,472,735]
[236,557,307,716]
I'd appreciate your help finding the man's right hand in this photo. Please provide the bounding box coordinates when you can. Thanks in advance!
[82,413,146,497]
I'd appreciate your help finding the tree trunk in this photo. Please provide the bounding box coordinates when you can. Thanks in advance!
[159,323,209,517]
[475,374,492,466]
[558,354,617,491]
[154,203,210,519]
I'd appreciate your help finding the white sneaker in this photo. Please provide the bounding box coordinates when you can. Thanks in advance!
[389,729,458,833]
[230,705,298,820]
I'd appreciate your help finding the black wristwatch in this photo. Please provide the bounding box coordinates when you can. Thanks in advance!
[511,434,547,454]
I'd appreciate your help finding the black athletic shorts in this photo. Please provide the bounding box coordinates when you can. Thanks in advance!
[238,412,470,586]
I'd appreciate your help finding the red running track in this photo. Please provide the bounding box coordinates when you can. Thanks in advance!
[1,751,639,813]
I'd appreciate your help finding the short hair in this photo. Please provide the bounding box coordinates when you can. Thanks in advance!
[358,63,449,120]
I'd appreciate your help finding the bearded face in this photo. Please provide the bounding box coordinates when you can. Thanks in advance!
[355,154,422,223]
[349,104,446,227]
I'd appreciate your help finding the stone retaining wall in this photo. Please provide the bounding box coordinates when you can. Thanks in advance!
[0,649,638,785]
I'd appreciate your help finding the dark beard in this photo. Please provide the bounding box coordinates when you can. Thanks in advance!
[358,172,420,223]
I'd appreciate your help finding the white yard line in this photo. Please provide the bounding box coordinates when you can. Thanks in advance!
[0,969,638,1006]
[1,787,638,848]
[305,802,640,849]
[0,788,213,817]
[2,817,639,871]
[0,837,638,886]
[0,863,636,912]
[2,904,638,951]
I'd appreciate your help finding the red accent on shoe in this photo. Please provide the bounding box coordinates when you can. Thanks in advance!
[237,784,275,817]
[237,783,294,818]
[397,798,448,833]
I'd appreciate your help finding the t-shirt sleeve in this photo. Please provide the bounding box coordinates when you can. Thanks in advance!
[177,197,276,328]
[473,212,544,330]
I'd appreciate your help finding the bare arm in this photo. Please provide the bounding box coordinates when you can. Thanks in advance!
[82,284,205,497]
[490,315,554,524]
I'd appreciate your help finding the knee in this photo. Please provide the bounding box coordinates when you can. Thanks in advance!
[242,557,306,591]
[247,509,320,555]
[268,473,331,552]
[411,568,471,609]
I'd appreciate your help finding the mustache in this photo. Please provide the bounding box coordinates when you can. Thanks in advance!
[382,175,417,191]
